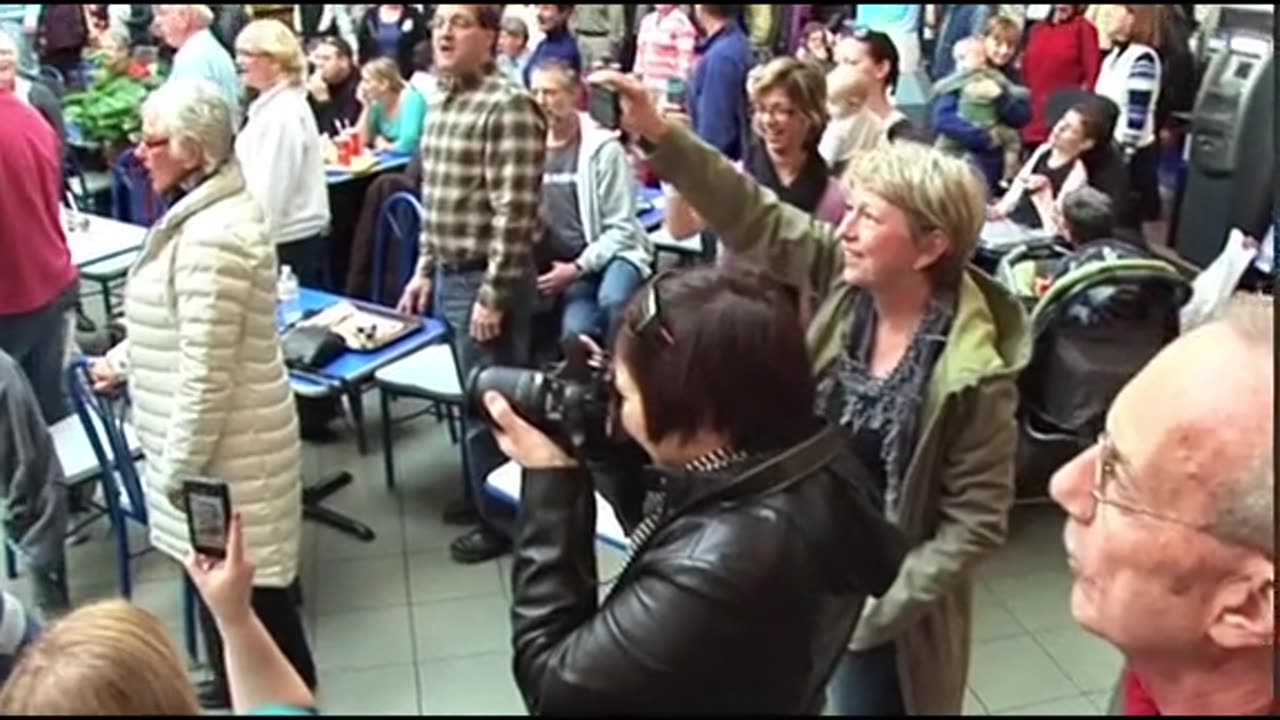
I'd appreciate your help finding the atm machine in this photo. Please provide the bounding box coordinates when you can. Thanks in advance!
[1172,7,1275,268]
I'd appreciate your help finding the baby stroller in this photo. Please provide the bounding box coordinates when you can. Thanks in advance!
[1014,256,1191,500]
[993,236,1076,312]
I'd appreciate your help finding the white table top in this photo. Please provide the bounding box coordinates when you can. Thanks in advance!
[64,209,148,268]
[486,460,627,550]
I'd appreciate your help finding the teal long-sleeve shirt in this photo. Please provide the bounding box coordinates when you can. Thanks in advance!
[370,87,427,154]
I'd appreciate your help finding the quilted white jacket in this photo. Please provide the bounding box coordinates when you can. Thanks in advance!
[106,161,302,587]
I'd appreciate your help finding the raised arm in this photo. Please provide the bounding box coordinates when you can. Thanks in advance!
[590,70,844,299]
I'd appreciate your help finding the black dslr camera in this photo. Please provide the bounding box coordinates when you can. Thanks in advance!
[466,339,617,457]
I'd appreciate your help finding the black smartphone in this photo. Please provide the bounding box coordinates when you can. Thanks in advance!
[588,84,622,130]
[183,478,232,559]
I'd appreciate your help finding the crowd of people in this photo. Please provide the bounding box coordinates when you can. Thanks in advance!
[0,2,1273,717]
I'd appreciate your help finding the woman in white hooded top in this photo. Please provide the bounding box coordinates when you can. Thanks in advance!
[86,79,315,710]
[233,19,331,288]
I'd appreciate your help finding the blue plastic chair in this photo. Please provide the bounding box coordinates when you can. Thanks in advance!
[63,362,201,663]
[370,191,425,307]
[370,192,467,489]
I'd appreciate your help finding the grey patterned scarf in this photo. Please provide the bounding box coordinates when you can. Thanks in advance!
[817,290,956,518]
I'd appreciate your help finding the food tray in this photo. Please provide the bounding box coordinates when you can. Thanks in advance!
[300,300,423,352]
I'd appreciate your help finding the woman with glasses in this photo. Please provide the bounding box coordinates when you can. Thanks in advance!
[85,80,314,710]
[486,266,906,714]
[233,19,331,288]
[589,69,1031,716]
[665,57,846,321]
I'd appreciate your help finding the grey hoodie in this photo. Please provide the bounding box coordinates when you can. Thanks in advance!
[567,114,655,279]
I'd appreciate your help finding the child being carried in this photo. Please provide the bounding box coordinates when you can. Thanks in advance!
[933,36,1028,186]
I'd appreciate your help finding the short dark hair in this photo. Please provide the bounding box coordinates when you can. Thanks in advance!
[1061,187,1115,244]
[1068,96,1116,149]
[469,4,504,32]
[317,35,353,61]
[614,267,816,453]
[855,29,900,93]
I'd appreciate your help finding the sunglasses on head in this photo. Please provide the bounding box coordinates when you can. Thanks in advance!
[629,270,675,346]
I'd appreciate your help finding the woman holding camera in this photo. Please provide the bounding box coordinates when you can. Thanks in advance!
[588,69,1029,716]
[485,266,906,714]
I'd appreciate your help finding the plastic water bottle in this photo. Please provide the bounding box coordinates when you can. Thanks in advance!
[277,265,301,328]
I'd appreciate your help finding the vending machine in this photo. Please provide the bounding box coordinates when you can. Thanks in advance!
[1172,7,1275,268]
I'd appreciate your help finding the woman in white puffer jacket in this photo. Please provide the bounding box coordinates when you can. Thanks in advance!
[87,79,314,709]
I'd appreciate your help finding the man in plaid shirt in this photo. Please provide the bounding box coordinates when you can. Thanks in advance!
[397,3,546,565]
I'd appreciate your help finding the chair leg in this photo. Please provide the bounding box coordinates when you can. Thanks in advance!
[447,405,461,445]
[348,388,368,455]
[4,543,17,580]
[100,279,114,322]
[380,388,396,491]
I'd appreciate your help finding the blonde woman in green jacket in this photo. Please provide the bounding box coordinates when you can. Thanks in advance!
[591,69,1031,716]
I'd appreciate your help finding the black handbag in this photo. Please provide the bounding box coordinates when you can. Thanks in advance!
[281,325,347,371]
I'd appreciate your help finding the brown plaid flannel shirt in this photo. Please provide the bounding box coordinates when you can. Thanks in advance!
[416,70,547,310]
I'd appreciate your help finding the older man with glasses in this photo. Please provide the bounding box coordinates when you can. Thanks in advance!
[1049,294,1276,716]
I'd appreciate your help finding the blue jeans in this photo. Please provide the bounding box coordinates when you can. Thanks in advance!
[434,269,534,540]
[560,258,645,346]
[826,643,906,715]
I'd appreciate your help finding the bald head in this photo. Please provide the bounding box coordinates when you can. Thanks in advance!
[1112,294,1274,555]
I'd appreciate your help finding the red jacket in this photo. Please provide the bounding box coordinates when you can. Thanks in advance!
[0,92,77,316]
[1021,15,1102,145]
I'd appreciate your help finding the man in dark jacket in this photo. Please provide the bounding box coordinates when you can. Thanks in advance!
[485,267,906,714]
[306,35,361,136]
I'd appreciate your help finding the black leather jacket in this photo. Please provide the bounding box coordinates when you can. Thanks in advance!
[510,424,907,715]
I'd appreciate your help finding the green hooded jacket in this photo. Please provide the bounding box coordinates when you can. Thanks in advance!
[647,125,1032,715]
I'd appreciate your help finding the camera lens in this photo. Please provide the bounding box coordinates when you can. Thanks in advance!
[466,365,550,429]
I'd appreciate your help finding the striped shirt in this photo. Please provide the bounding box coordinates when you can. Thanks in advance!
[1096,44,1161,151]
[416,70,546,310]
[634,6,698,98]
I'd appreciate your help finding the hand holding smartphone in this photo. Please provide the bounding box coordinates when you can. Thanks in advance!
[588,84,622,130]
[183,478,232,559]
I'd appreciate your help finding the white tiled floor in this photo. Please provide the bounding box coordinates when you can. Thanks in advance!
[6,394,1123,715]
